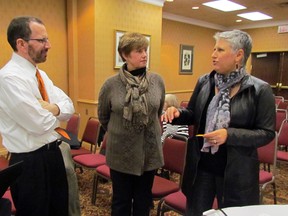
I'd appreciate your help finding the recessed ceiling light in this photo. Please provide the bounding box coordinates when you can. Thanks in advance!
[203,0,246,12]
[166,0,174,2]
[237,12,273,21]
[236,19,242,22]
[192,6,199,10]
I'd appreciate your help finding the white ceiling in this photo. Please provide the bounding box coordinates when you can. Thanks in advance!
[162,0,288,30]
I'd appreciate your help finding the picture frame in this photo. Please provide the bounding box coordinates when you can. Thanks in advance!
[179,44,193,74]
[114,30,151,69]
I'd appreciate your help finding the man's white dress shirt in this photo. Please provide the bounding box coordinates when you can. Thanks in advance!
[0,53,74,153]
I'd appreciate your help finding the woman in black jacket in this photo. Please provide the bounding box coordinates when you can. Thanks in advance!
[163,29,275,216]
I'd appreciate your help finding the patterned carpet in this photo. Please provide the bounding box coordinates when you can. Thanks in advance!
[77,162,288,216]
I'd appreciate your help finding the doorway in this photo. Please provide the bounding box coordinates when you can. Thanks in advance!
[251,51,288,99]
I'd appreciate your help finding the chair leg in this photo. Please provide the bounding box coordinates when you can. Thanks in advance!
[160,204,169,216]
[156,199,165,216]
[273,183,277,204]
[259,183,277,204]
[91,173,100,205]
[259,188,264,204]
[74,163,83,173]
[6,152,10,160]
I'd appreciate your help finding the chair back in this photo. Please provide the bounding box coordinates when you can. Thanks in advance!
[277,100,288,110]
[81,117,101,153]
[278,119,288,148]
[0,156,9,170]
[66,113,80,136]
[99,132,108,152]
[188,125,194,137]
[258,133,277,166]
[275,95,284,108]
[276,109,287,132]
[258,132,278,204]
[180,101,189,108]
[162,134,187,175]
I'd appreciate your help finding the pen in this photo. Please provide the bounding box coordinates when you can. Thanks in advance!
[196,134,204,137]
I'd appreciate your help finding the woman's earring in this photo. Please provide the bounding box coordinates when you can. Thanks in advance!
[235,63,239,72]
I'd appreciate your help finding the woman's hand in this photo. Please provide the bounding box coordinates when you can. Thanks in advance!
[161,106,180,123]
[203,128,228,146]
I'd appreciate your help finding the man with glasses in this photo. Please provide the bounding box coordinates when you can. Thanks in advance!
[0,16,74,216]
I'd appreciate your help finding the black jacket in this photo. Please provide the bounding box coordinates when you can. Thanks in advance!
[174,71,275,206]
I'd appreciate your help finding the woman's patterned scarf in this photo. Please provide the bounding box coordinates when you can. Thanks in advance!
[119,65,149,133]
[201,67,246,154]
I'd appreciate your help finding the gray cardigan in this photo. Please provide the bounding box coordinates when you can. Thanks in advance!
[98,70,165,176]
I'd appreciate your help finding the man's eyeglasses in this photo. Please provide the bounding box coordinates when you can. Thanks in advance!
[24,38,49,44]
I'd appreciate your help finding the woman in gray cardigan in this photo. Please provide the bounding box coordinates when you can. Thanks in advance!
[98,32,165,216]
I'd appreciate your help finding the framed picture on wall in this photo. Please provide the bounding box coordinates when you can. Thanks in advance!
[179,44,193,74]
[114,30,151,69]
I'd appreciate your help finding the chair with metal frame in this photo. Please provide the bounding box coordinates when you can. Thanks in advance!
[275,109,287,133]
[91,163,111,205]
[66,113,80,137]
[277,99,288,110]
[275,95,284,108]
[277,119,288,162]
[180,101,189,108]
[0,156,9,170]
[70,117,101,158]
[2,189,16,215]
[152,134,188,206]
[258,132,278,204]
[156,190,218,216]
[91,134,188,207]
[73,133,107,174]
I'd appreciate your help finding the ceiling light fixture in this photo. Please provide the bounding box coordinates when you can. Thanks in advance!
[203,0,246,12]
[237,12,273,21]
[166,0,174,2]
[192,6,199,10]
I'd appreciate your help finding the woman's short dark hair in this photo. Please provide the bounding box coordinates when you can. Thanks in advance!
[7,16,44,51]
[118,32,149,62]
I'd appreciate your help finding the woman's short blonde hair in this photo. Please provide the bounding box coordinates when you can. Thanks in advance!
[165,94,179,108]
[118,32,149,61]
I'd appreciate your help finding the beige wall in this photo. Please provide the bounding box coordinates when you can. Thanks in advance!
[246,27,288,52]
[0,0,68,91]
[160,19,217,102]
